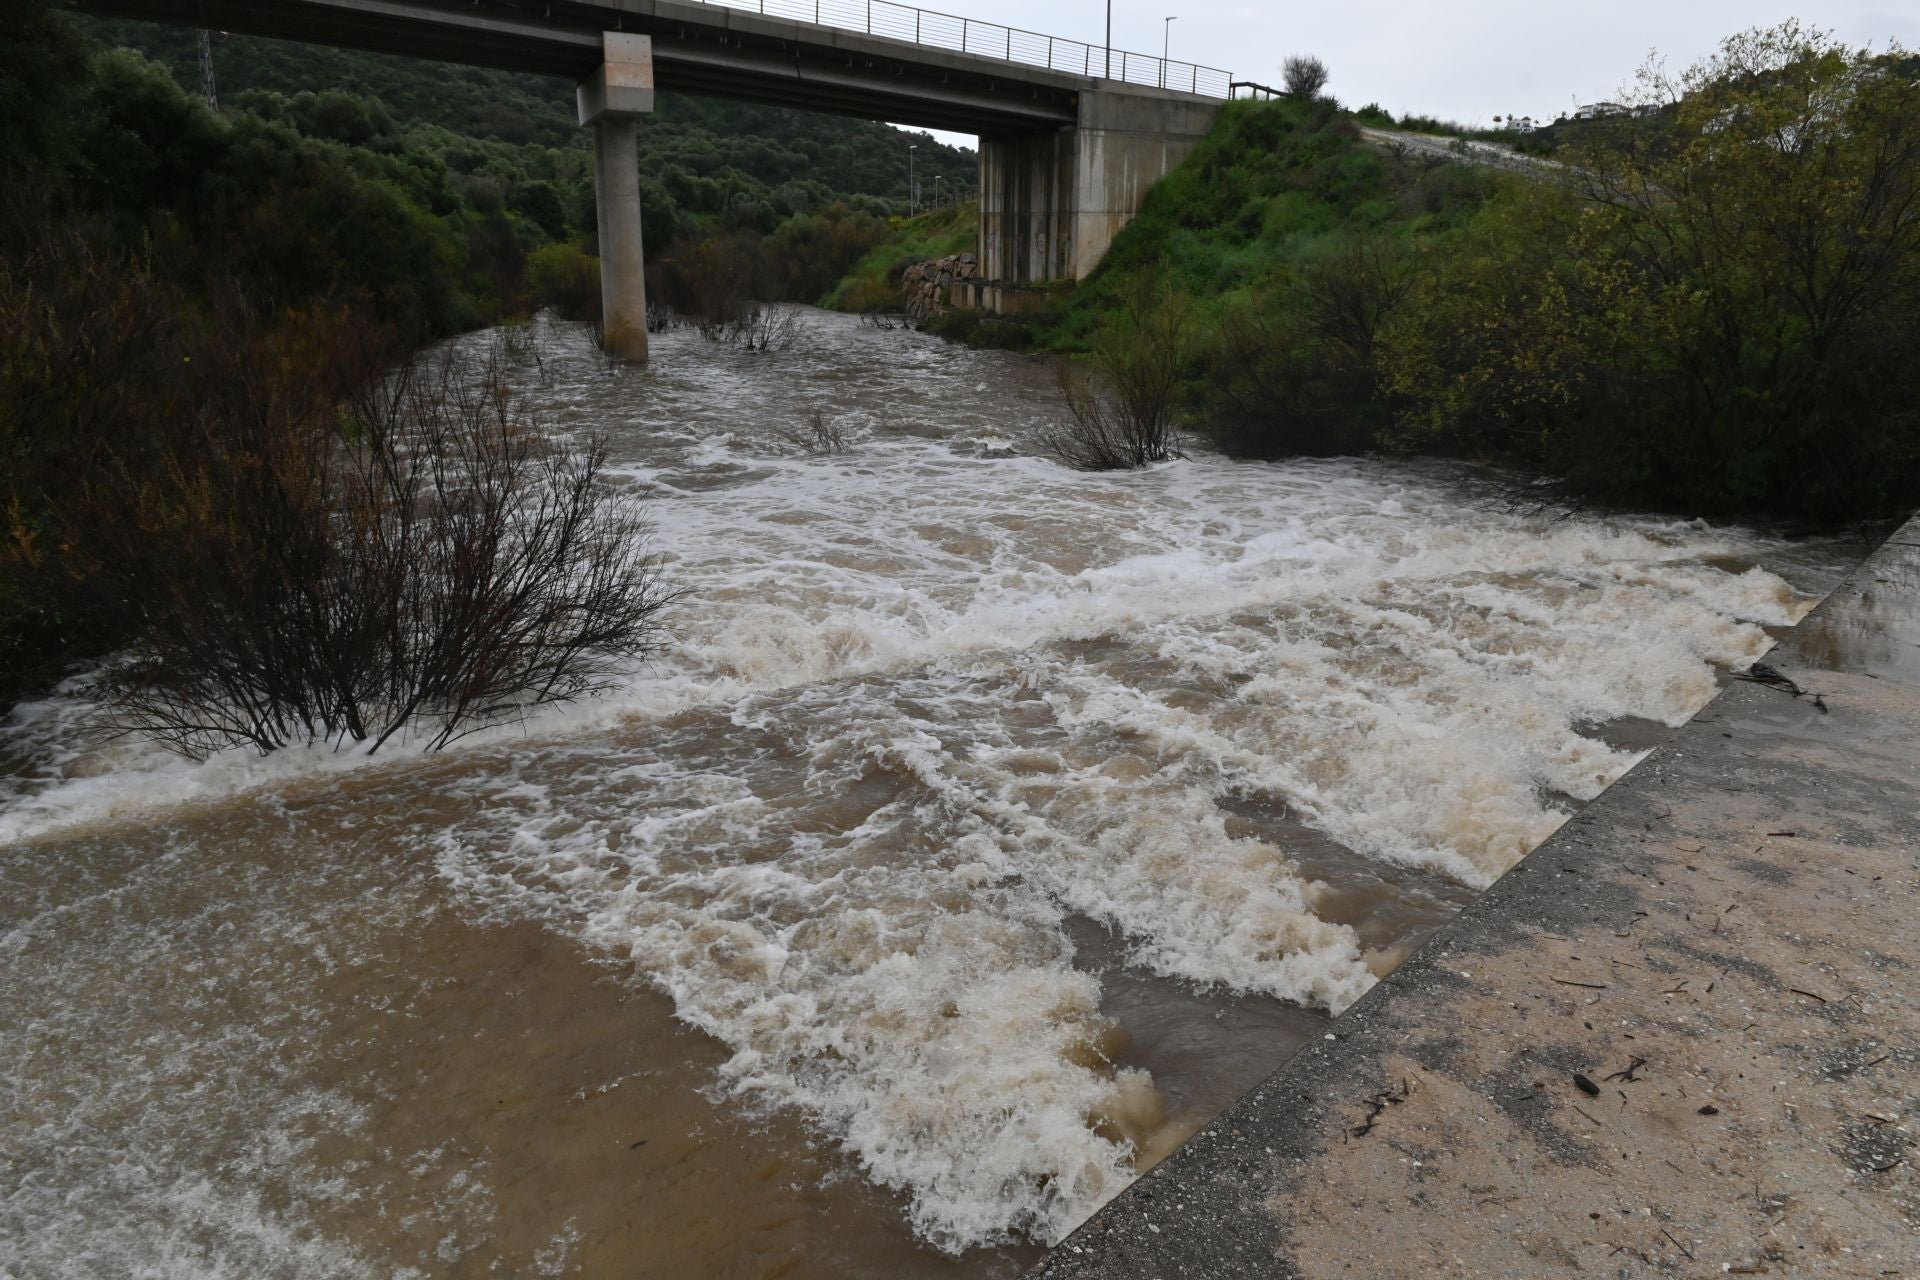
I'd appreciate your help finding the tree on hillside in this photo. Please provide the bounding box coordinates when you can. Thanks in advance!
[1383,22,1920,518]
[0,0,88,185]
[1282,55,1329,100]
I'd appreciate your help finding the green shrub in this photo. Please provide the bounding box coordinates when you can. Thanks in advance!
[820,203,978,310]
[836,277,902,313]
[1198,236,1410,458]
[525,240,600,320]
[1380,24,1920,520]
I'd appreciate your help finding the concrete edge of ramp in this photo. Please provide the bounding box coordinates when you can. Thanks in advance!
[1031,516,1920,1279]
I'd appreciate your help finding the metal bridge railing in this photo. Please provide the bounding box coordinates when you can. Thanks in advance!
[685,0,1233,98]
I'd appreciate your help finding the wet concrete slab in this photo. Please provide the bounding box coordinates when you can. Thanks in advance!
[1031,519,1920,1279]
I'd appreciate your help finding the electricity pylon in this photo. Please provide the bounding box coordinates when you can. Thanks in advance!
[197,30,217,107]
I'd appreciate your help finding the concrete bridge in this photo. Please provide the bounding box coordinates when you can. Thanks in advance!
[78,0,1227,359]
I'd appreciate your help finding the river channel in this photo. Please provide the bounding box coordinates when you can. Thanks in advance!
[0,308,1866,1278]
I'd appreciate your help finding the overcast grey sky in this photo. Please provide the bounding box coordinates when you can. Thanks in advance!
[902,0,1916,143]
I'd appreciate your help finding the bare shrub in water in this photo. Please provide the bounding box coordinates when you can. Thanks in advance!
[92,336,672,757]
[650,233,759,340]
[1044,280,1190,470]
[727,303,802,352]
[649,236,810,351]
[775,409,850,455]
[495,318,549,385]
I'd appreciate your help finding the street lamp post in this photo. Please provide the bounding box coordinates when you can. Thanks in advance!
[1162,15,1175,87]
[908,143,918,215]
[933,173,942,207]
[1104,0,1111,80]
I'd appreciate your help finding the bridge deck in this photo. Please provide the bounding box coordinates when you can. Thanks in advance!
[81,0,1224,133]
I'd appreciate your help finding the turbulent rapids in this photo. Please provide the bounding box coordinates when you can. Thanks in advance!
[0,310,1857,1278]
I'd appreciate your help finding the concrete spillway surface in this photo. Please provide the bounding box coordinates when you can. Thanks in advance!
[1034,519,1920,1277]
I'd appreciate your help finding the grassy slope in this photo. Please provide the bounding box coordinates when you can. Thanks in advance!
[1042,98,1492,349]
[819,202,980,310]
[817,101,1490,327]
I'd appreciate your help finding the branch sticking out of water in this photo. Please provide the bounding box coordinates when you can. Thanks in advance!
[775,409,851,456]
[1042,276,1189,471]
[93,341,675,758]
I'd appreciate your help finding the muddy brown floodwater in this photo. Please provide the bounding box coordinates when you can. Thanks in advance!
[0,310,1872,1278]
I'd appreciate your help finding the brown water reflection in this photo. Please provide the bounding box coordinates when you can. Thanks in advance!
[2,789,1042,1279]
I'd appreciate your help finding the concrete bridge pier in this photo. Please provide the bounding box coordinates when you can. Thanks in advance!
[577,34,655,362]
[978,87,1218,297]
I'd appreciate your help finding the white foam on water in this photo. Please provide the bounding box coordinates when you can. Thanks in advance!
[2,312,1852,1265]
[419,482,1812,1248]
[0,430,1805,849]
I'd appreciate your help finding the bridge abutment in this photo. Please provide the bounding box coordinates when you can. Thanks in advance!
[578,34,654,363]
[978,87,1217,293]
[978,131,1074,282]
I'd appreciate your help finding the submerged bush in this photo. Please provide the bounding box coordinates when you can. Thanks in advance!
[101,342,671,756]
[774,409,850,455]
[0,226,671,749]
[649,231,762,336]
[727,303,802,351]
[1045,279,1190,470]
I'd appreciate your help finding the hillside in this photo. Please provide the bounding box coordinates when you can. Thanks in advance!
[820,200,979,311]
[0,6,981,703]
[900,27,1920,525]
[1043,99,1492,348]
[77,17,978,243]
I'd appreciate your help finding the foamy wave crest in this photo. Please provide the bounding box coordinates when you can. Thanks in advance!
[431,756,1152,1251]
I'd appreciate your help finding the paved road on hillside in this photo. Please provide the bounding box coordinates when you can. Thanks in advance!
[1360,125,1562,176]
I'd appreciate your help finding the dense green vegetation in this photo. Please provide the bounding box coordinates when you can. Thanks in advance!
[1383,27,1920,519]
[822,201,980,311]
[80,17,977,249]
[953,25,1919,524]
[0,4,977,707]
